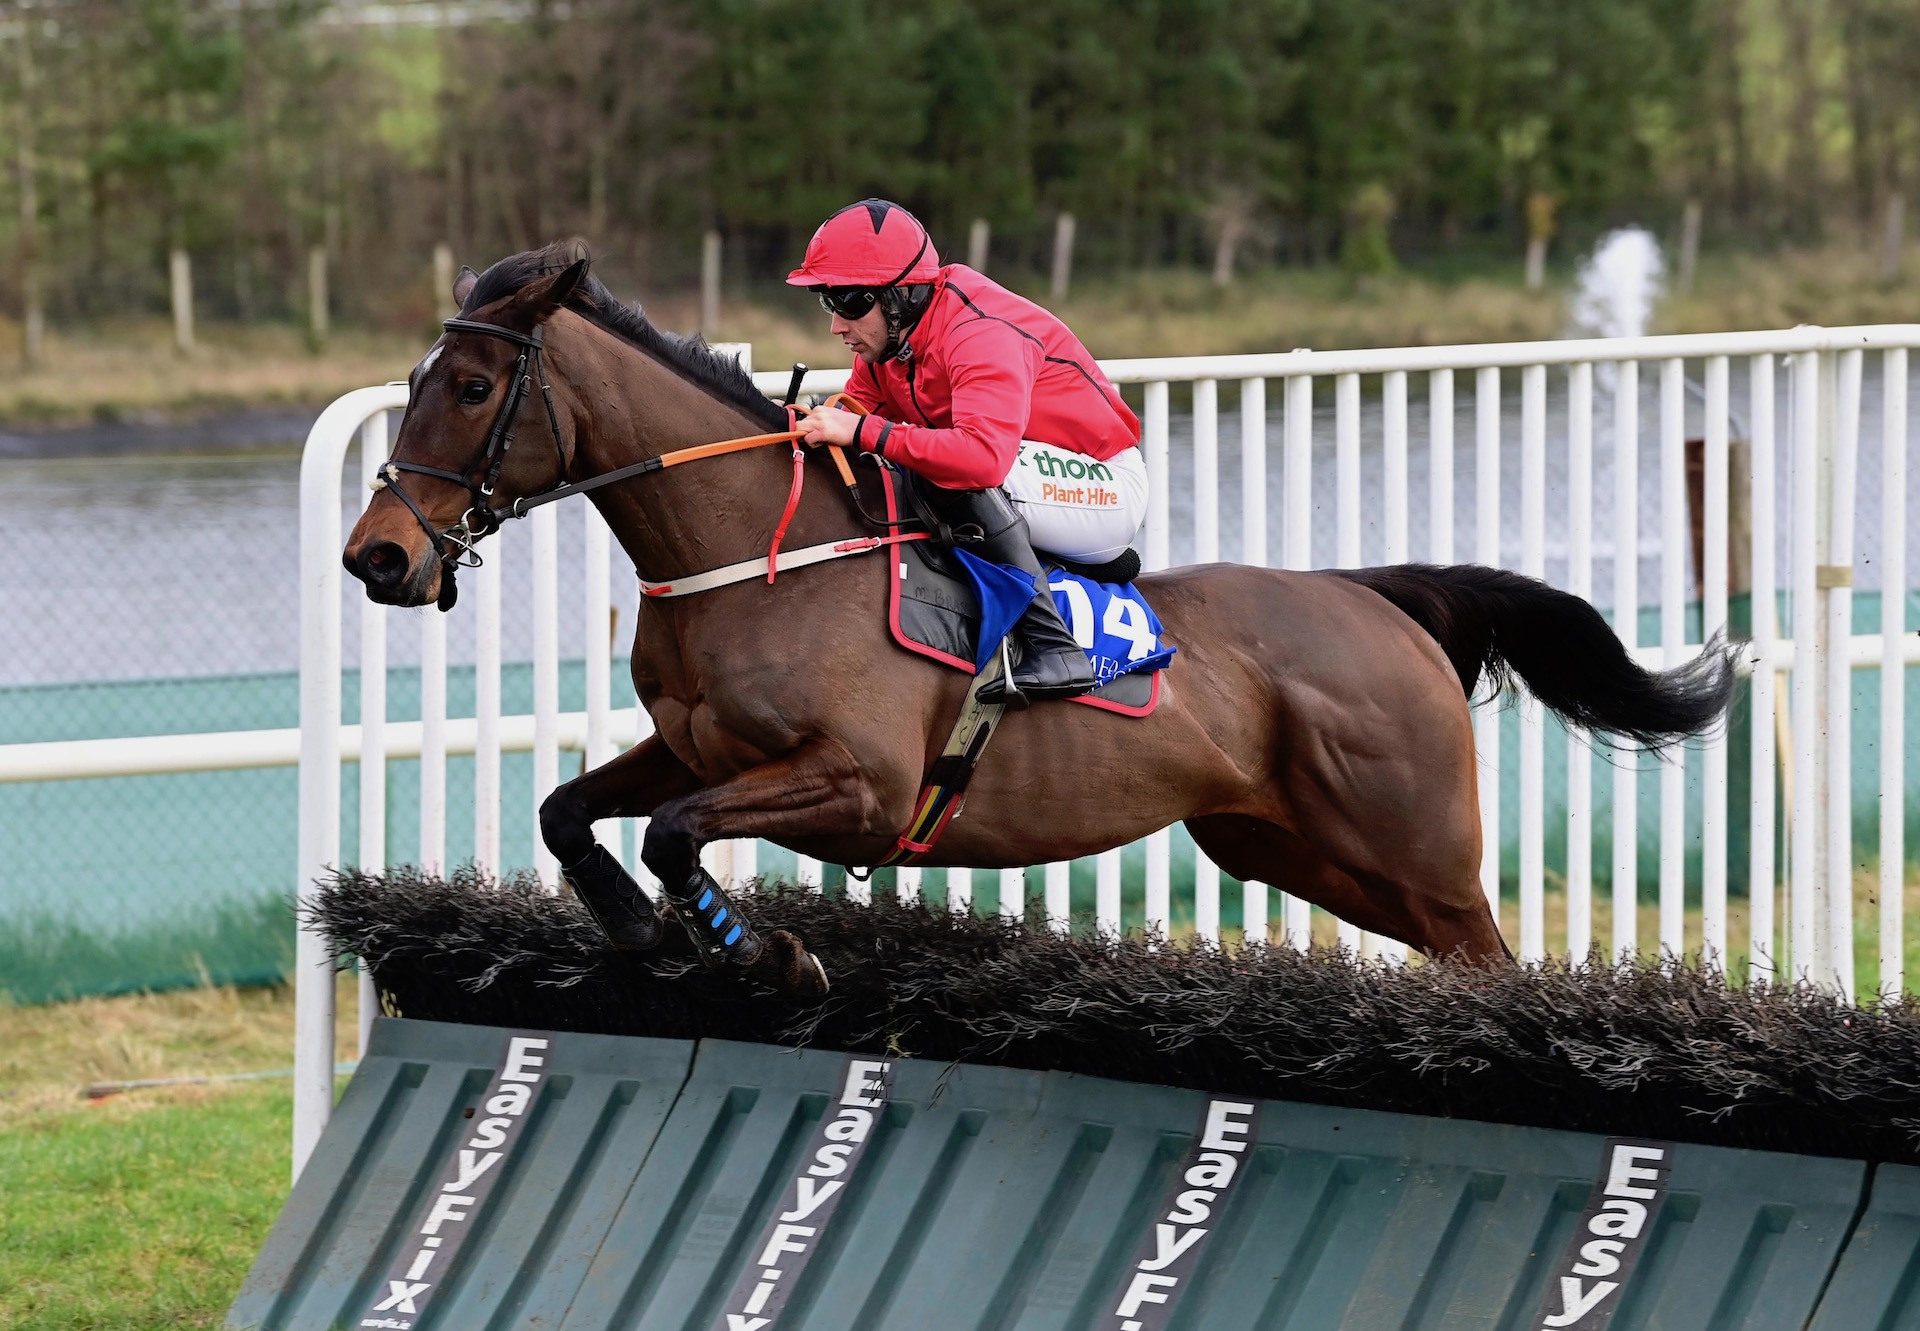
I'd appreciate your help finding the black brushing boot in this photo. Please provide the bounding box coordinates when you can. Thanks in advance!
[560,843,662,951]
[931,485,1097,708]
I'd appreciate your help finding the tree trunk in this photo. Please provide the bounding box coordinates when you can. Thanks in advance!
[701,229,722,334]
[588,139,609,241]
[17,20,44,366]
[1881,192,1906,285]
[234,248,253,323]
[445,141,465,254]
[1783,3,1823,234]
[533,141,552,243]
[1718,0,1755,220]
[1840,0,1877,222]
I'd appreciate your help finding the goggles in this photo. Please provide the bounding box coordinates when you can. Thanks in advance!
[815,286,881,320]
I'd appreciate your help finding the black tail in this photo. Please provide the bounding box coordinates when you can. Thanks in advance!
[1331,563,1737,751]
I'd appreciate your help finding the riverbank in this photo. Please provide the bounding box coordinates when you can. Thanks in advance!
[0,242,1912,444]
[0,404,325,459]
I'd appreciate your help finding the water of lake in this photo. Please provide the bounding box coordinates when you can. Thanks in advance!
[5,361,1917,693]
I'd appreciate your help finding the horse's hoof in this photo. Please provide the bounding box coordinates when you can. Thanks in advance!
[751,929,831,999]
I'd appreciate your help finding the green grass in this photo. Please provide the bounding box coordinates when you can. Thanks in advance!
[0,1083,291,1330]
[0,975,362,1328]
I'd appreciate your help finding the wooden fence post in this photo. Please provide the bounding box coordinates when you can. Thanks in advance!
[1880,192,1905,285]
[433,242,456,316]
[308,245,330,349]
[1523,191,1557,292]
[968,218,990,272]
[16,21,43,367]
[701,230,722,334]
[170,249,194,354]
[1050,212,1075,301]
[1678,200,1702,295]
[1212,213,1245,289]
[21,248,42,368]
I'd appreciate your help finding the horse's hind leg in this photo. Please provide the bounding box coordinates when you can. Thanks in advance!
[1185,813,1509,964]
[539,735,702,952]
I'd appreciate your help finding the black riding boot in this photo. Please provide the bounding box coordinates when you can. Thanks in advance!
[931,486,1097,708]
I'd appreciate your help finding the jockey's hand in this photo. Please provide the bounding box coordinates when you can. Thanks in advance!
[796,403,861,449]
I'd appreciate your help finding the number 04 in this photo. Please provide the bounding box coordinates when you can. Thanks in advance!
[1102,594,1157,661]
[1048,580,1157,661]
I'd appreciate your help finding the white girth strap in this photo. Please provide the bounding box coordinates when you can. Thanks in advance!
[639,534,924,599]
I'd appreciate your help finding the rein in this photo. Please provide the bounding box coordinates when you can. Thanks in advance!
[375,315,924,601]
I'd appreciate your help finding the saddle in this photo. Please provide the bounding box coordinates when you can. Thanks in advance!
[849,458,1171,869]
[877,464,1163,717]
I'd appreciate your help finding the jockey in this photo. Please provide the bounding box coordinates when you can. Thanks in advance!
[790,199,1148,707]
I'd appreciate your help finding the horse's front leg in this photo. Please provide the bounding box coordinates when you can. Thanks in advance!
[539,734,702,952]
[641,739,893,998]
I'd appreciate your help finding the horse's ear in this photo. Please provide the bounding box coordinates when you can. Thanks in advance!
[452,264,479,308]
[514,256,592,324]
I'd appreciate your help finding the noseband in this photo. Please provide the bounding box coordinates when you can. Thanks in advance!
[372,317,569,581]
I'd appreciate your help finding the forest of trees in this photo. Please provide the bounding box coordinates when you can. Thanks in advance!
[4,0,1919,330]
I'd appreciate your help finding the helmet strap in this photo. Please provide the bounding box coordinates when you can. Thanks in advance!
[877,284,934,362]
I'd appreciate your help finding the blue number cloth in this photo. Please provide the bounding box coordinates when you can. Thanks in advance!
[952,549,1177,683]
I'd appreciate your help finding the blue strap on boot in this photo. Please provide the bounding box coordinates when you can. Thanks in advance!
[668,870,764,967]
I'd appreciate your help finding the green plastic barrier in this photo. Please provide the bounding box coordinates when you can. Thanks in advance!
[229,1018,1873,1330]
[1806,1163,1920,1330]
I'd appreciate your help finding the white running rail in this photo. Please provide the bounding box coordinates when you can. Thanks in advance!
[114,324,1920,1175]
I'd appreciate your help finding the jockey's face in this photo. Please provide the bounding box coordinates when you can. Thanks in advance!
[829,302,892,364]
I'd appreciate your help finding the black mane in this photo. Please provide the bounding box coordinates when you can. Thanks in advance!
[462,242,786,430]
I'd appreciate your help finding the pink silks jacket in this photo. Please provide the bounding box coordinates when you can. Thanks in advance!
[842,264,1141,490]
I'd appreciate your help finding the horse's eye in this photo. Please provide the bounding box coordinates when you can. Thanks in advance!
[458,379,492,405]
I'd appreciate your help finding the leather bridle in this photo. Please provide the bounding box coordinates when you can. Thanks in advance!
[371,317,570,582]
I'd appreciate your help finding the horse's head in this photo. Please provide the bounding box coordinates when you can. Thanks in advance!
[343,251,591,609]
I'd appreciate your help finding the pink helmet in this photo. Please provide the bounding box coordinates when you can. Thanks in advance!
[786,199,941,287]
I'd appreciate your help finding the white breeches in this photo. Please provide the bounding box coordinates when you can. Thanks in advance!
[1002,439,1148,563]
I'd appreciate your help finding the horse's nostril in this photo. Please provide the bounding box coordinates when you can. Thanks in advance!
[356,541,410,588]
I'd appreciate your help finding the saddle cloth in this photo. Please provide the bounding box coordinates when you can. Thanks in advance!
[879,465,1168,717]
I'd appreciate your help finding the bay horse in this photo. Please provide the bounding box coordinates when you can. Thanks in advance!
[342,245,1735,996]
